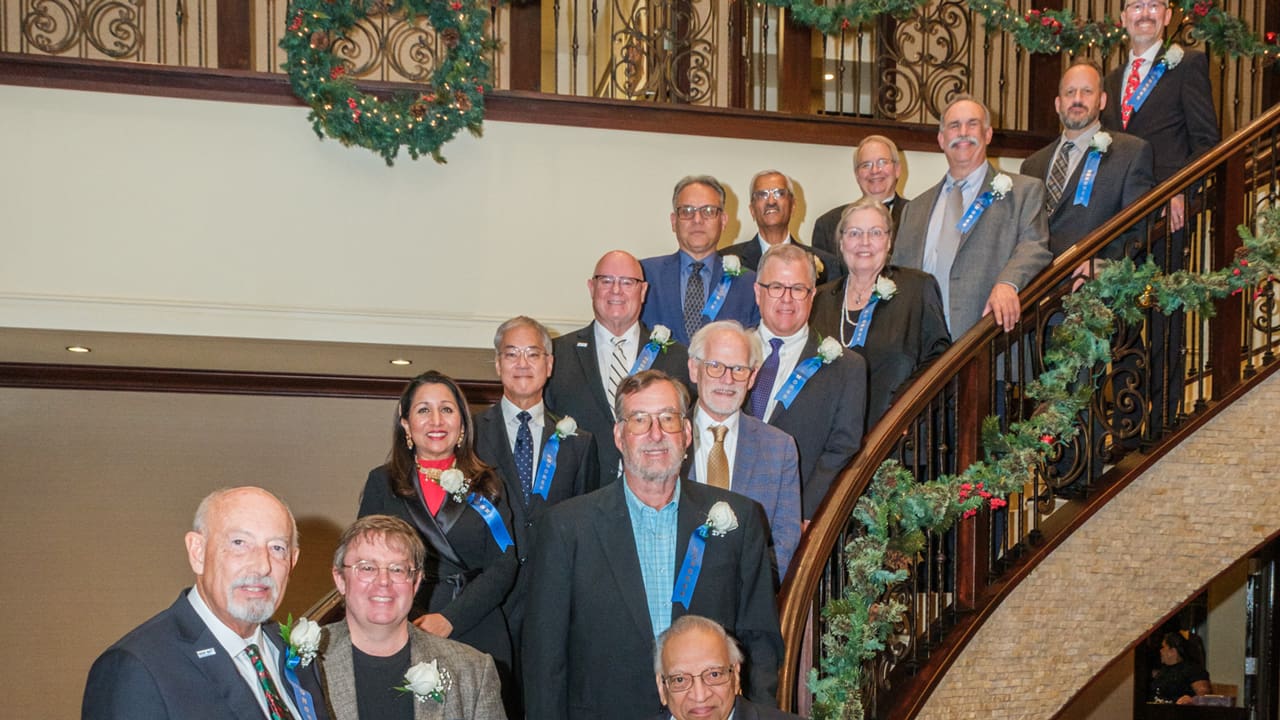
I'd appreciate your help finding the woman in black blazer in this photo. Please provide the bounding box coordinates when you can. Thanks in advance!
[810,196,952,428]
[357,370,519,712]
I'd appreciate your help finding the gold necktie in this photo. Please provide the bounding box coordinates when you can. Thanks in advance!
[706,424,730,489]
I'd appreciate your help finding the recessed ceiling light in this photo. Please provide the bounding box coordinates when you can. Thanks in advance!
[66,345,91,353]
[390,358,412,366]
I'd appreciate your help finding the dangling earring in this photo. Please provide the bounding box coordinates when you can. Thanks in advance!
[405,435,414,450]
[456,430,465,448]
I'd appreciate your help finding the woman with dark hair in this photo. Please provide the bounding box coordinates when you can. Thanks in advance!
[810,196,952,427]
[1151,631,1211,704]
[357,370,519,711]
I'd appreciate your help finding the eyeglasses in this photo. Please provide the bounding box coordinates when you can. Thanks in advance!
[1123,0,1166,13]
[342,562,418,584]
[696,358,753,382]
[618,411,685,435]
[841,227,889,242]
[750,188,790,202]
[662,666,735,693]
[592,274,644,291]
[675,205,723,220]
[756,282,814,300]
[499,347,548,363]
[857,158,895,172]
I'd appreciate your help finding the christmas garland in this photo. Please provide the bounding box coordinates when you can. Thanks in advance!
[769,0,1280,59]
[809,209,1280,718]
[280,0,495,165]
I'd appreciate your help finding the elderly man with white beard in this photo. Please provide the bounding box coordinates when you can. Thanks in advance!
[83,487,331,720]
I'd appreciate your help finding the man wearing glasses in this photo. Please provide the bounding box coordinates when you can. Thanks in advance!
[545,250,693,485]
[719,170,840,285]
[641,175,762,346]
[524,370,782,720]
[811,135,909,264]
[651,616,801,720]
[684,320,801,582]
[752,244,867,521]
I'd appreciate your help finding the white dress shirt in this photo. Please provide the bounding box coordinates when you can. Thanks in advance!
[755,324,811,422]
[501,396,545,459]
[1128,42,1162,84]
[690,406,741,488]
[593,321,642,394]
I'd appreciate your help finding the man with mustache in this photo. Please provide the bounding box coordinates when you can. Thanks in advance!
[895,95,1052,336]
[719,169,840,285]
[811,136,909,268]
[83,487,330,720]
[524,370,782,720]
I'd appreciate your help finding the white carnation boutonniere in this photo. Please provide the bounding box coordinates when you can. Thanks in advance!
[816,336,843,364]
[280,615,320,669]
[1163,43,1184,69]
[437,468,471,503]
[1090,131,1113,154]
[989,173,1013,199]
[648,324,675,352]
[721,255,744,277]
[700,501,740,538]
[397,659,452,704]
[872,275,897,301]
[554,416,578,439]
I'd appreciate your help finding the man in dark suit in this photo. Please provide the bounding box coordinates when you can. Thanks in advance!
[545,250,693,484]
[811,135,909,265]
[524,371,783,720]
[650,615,801,720]
[641,175,761,345]
[1022,60,1155,261]
[719,169,840,285]
[83,487,330,720]
[685,320,801,582]
[895,95,1052,336]
[750,244,867,520]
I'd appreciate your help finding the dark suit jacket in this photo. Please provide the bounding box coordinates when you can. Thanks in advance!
[358,466,518,675]
[522,480,783,720]
[761,330,868,519]
[82,592,332,720]
[809,267,952,428]
[1020,131,1155,258]
[544,321,694,483]
[685,412,802,582]
[1101,48,1219,183]
[895,164,1052,336]
[647,696,803,720]
[719,234,843,284]
[811,193,908,260]
[640,251,761,345]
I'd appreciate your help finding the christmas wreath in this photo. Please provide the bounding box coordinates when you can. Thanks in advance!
[280,0,495,165]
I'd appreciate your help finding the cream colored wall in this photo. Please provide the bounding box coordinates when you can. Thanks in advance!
[0,84,1024,351]
[1206,559,1249,694]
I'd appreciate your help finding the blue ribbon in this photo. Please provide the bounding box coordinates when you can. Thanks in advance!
[467,495,514,551]
[672,527,708,609]
[1073,149,1103,207]
[699,273,734,324]
[1126,59,1169,116]
[846,295,880,349]
[282,661,319,720]
[630,341,661,374]
[532,433,562,500]
[956,191,996,234]
[774,356,824,410]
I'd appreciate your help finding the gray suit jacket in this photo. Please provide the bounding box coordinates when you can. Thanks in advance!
[320,622,507,720]
[895,163,1052,336]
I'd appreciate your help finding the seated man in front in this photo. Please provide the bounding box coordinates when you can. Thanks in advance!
[321,515,507,720]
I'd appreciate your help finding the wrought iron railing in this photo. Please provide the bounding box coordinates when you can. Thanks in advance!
[776,102,1280,718]
[1,0,1273,134]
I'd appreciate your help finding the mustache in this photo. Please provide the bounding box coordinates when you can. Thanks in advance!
[948,135,979,149]
[231,574,279,593]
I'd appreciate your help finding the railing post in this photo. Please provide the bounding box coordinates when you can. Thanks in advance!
[727,0,748,108]
[1024,0,1064,135]
[953,354,991,609]
[1210,155,1247,399]
[507,0,542,91]
[778,10,811,114]
[217,0,252,70]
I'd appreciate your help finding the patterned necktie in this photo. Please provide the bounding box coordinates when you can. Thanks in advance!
[683,260,706,341]
[515,410,534,508]
[244,643,296,720]
[1121,58,1144,129]
[706,424,730,489]
[1046,140,1075,210]
[606,336,627,418]
[929,180,967,327]
[750,338,785,419]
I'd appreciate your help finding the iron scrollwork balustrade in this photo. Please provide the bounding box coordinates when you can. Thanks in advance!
[327,8,441,82]
[21,0,142,58]
[605,0,717,103]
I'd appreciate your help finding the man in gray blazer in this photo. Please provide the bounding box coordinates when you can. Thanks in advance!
[321,515,506,720]
[812,135,909,264]
[895,95,1052,336]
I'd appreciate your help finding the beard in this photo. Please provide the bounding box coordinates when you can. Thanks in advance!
[226,574,279,624]
[625,437,683,483]
[1060,106,1097,131]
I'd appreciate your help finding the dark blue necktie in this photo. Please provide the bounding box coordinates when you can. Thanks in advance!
[683,260,706,341]
[750,338,785,419]
[515,411,534,508]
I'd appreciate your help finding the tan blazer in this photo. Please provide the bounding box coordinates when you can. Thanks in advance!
[319,622,507,720]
